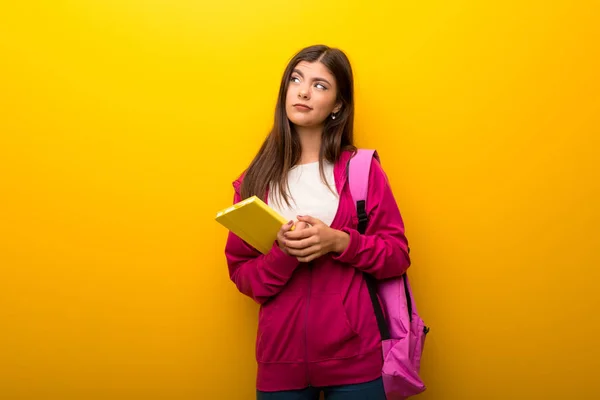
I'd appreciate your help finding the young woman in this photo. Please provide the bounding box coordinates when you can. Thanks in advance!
[224,45,411,399]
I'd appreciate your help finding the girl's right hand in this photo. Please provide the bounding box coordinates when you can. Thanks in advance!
[277,220,309,254]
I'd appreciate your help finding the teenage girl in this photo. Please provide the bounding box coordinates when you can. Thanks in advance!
[224,44,411,400]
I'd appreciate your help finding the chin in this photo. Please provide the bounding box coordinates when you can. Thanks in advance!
[287,113,320,128]
[289,119,319,128]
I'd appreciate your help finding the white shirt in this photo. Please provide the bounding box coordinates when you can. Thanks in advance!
[268,161,339,227]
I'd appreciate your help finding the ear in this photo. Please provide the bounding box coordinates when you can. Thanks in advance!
[332,102,342,114]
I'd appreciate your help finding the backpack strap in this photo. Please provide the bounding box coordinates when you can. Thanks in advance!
[348,149,379,234]
[348,149,391,340]
[347,149,414,339]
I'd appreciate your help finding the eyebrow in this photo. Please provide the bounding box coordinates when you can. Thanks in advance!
[293,69,332,86]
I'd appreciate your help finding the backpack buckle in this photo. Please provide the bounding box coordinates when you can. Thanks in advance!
[356,200,368,234]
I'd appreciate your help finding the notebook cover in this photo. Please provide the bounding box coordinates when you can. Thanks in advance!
[215,196,289,254]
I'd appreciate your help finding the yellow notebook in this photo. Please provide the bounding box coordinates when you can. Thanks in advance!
[215,195,291,254]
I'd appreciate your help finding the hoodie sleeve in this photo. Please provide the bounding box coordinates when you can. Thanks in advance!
[332,157,411,279]
[224,190,301,304]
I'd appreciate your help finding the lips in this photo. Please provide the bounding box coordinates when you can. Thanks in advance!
[293,104,312,110]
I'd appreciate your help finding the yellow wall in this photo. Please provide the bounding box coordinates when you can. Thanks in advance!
[1,1,599,399]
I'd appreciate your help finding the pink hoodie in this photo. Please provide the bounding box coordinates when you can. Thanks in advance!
[224,150,411,392]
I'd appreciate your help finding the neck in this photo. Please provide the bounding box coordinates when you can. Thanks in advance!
[295,124,322,164]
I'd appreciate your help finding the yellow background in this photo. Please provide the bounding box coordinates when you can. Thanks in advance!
[1,1,599,399]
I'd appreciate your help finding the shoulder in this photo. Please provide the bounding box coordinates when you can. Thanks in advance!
[370,154,387,181]
[368,153,392,195]
[232,170,248,195]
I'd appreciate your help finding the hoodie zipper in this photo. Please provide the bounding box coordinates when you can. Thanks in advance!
[304,261,312,386]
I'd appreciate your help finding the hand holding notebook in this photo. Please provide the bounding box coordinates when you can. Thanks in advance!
[215,195,297,254]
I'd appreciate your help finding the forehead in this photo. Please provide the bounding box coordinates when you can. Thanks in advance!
[294,61,335,81]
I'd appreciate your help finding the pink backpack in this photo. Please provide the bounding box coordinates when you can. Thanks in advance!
[348,149,429,399]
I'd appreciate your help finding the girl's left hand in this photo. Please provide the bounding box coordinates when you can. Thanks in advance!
[283,215,350,262]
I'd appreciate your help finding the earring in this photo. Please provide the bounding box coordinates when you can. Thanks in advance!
[331,113,336,120]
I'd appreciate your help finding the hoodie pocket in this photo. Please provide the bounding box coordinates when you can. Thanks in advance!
[256,295,304,363]
[309,294,361,361]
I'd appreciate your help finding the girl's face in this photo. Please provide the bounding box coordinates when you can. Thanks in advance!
[285,61,341,129]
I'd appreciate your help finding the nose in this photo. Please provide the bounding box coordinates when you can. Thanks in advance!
[298,87,310,100]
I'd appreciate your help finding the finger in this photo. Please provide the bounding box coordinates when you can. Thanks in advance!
[297,254,319,263]
[296,248,323,263]
[284,237,318,250]
[284,227,316,240]
[287,244,321,258]
[279,220,295,234]
[297,215,321,226]
[294,221,309,230]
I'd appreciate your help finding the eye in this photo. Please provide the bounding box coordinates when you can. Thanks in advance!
[315,83,327,90]
[290,76,301,83]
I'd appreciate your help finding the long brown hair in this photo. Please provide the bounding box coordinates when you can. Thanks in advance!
[240,44,356,206]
